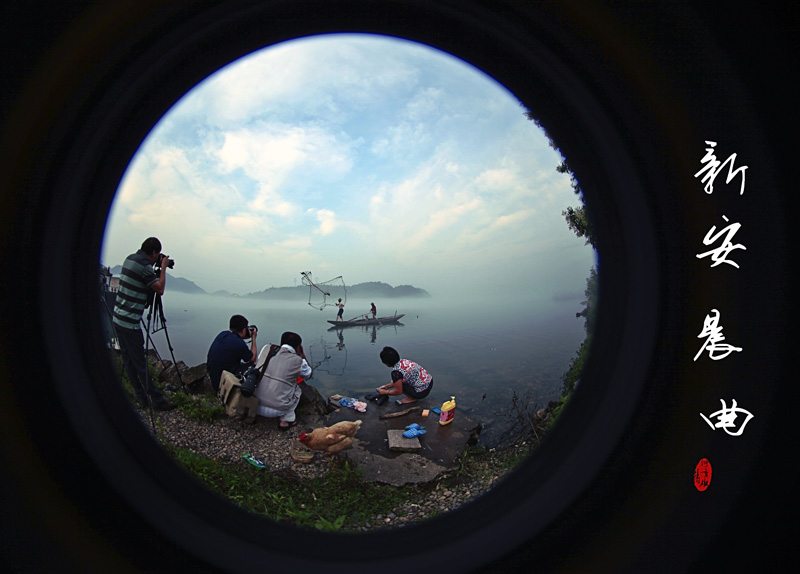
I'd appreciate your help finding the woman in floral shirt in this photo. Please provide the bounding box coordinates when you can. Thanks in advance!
[376,346,433,404]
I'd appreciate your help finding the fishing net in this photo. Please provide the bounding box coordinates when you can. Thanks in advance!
[301,271,347,310]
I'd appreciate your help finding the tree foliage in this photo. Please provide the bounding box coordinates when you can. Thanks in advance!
[524,107,596,249]
[524,106,598,330]
[577,267,598,334]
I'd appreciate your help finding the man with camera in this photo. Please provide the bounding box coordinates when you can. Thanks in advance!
[206,314,259,393]
[112,237,176,410]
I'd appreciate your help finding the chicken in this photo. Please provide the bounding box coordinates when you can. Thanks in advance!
[297,419,362,453]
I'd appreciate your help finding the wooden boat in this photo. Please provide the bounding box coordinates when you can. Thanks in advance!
[327,314,405,327]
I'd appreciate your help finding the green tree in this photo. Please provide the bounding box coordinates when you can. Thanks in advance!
[525,106,597,329]
[524,107,596,249]
[577,267,598,334]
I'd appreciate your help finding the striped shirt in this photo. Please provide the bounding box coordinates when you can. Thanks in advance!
[112,250,157,330]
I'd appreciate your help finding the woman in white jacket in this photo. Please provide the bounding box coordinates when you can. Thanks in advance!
[253,331,312,429]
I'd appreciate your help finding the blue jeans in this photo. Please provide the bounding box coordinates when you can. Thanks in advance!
[116,326,165,404]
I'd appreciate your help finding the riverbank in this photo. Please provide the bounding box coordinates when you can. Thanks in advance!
[135,397,551,531]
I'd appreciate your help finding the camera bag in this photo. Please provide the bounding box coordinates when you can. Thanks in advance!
[240,343,280,397]
[218,370,259,423]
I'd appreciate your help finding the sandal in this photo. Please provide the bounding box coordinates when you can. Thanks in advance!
[242,453,266,468]
[278,420,299,431]
[402,427,427,438]
[405,423,422,430]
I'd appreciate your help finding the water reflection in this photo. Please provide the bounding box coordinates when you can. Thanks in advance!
[305,335,348,376]
[327,322,405,345]
[122,293,587,447]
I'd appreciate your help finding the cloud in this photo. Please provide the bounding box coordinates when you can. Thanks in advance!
[224,212,264,234]
[310,208,338,236]
[103,34,595,296]
[180,35,423,129]
[475,167,517,191]
[274,234,313,250]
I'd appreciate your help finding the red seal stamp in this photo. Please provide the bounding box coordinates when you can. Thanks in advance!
[694,458,712,491]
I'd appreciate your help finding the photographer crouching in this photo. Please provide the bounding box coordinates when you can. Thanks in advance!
[206,315,258,393]
[112,237,176,410]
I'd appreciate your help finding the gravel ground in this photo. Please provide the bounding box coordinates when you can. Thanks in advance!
[137,404,334,479]
[135,402,529,530]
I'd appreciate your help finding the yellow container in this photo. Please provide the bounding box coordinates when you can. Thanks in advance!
[439,396,456,425]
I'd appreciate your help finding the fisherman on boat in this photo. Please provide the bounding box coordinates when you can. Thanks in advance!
[327,313,404,326]
[335,298,344,322]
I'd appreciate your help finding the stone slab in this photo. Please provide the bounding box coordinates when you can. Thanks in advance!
[387,429,421,452]
[299,394,481,485]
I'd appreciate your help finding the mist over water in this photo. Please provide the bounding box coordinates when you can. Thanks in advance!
[147,291,588,446]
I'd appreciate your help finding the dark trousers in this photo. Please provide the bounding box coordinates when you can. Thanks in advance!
[116,325,165,403]
[402,379,433,399]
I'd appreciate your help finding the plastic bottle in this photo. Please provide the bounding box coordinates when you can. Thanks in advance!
[439,396,456,425]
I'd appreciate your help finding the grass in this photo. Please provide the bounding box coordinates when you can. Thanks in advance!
[548,334,592,428]
[166,445,406,532]
[561,334,591,396]
[165,438,532,532]
[110,350,225,422]
[169,389,226,422]
[107,336,589,531]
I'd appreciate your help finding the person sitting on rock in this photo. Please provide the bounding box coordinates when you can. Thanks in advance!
[376,346,433,404]
[206,314,258,393]
[253,331,312,430]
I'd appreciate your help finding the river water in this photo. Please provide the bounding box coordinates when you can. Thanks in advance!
[137,291,587,447]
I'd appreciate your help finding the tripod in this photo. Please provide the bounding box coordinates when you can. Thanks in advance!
[101,281,183,433]
[143,290,185,390]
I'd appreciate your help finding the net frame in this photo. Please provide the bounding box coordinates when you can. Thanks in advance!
[300,271,347,310]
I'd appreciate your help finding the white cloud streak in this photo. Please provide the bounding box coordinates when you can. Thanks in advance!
[103,34,594,298]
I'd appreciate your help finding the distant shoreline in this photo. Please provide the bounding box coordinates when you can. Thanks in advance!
[105,266,430,298]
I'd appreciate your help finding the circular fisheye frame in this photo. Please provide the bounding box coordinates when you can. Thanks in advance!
[1,1,790,572]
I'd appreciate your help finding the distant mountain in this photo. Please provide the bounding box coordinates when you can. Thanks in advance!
[347,282,430,298]
[108,266,206,294]
[164,275,206,294]
[105,267,428,298]
[242,281,430,300]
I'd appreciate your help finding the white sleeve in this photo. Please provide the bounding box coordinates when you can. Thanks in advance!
[300,359,312,379]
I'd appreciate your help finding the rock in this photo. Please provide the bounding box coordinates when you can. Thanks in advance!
[182,364,210,388]
[321,399,482,486]
[145,351,171,377]
[298,382,335,416]
[145,357,213,393]
[157,360,188,387]
[387,429,421,452]
[341,445,448,486]
[180,363,203,381]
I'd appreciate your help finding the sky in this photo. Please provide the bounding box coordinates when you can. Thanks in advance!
[102,34,596,300]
